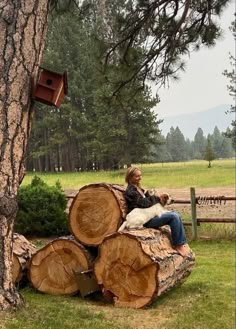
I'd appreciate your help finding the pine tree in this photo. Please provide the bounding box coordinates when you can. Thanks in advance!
[193,128,206,159]
[28,8,162,170]
[0,0,51,311]
[204,136,215,168]
[211,126,223,158]
[223,20,236,147]
[104,0,231,90]
[166,126,187,162]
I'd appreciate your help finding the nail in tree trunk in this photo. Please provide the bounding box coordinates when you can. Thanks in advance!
[94,228,195,308]
[0,0,50,310]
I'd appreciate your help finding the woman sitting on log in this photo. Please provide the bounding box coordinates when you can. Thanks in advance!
[124,166,190,257]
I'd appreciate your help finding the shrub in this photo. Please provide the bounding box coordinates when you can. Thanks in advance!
[15,176,69,237]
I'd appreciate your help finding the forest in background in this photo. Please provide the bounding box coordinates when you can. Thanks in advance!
[26,4,235,172]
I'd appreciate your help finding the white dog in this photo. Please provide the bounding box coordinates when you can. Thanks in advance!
[118,193,172,231]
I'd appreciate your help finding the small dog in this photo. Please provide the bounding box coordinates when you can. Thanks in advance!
[118,193,172,231]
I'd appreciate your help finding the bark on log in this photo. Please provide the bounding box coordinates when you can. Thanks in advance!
[28,236,95,295]
[12,233,37,284]
[69,183,127,246]
[94,228,195,309]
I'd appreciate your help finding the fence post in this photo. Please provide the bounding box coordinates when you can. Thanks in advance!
[190,187,197,240]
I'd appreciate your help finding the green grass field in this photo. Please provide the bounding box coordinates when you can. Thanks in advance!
[1,241,235,329]
[21,159,235,189]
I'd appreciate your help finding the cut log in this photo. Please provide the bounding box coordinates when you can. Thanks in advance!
[12,233,37,284]
[94,228,195,308]
[69,183,127,246]
[28,236,95,295]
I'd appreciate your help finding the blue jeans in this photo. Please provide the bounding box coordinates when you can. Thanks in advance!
[143,211,187,246]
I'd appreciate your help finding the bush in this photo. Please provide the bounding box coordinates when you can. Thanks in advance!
[15,176,69,237]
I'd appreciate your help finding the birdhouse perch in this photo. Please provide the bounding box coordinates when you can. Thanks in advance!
[32,68,68,108]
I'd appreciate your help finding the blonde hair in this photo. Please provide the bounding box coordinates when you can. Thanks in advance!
[125,166,141,184]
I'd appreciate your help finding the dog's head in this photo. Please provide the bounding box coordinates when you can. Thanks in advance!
[159,193,172,206]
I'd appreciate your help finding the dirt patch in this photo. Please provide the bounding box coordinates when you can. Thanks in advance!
[165,187,235,222]
[65,187,235,220]
[81,299,171,329]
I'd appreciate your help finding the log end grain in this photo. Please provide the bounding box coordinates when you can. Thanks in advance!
[28,237,94,295]
[69,184,127,246]
[94,228,195,308]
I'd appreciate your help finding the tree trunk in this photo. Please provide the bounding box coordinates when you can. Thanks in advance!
[28,236,96,295]
[62,143,72,171]
[0,0,50,310]
[56,144,61,171]
[69,183,127,246]
[94,228,195,309]
[12,233,37,284]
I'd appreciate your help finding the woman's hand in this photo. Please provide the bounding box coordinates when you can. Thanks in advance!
[145,189,159,198]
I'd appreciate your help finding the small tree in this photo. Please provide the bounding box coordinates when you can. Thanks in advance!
[204,136,215,168]
[15,176,68,237]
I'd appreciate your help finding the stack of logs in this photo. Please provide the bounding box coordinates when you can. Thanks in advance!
[15,183,195,309]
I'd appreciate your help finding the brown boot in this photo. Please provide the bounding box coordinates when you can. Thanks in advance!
[174,244,189,257]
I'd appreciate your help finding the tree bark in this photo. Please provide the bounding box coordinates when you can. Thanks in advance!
[0,0,50,310]
[94,228,195,309]
[28,236,95,295]
[12,233,37,284]
[69,183,127,246]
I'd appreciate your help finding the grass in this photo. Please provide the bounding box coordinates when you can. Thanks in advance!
[156,240,235,329]
[0,240,235,329]
[197,223,235,240]
[21,159,235,189]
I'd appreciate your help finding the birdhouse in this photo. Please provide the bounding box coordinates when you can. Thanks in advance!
[73,268,100,297]
[32,68,68,108]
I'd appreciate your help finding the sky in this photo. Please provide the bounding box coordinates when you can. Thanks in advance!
[152,0,235,119]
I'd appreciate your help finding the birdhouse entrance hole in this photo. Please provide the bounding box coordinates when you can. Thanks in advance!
[32,68,68,108]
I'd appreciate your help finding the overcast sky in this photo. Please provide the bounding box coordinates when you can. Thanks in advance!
[153,0,235,118]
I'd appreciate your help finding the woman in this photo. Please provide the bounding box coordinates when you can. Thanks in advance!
[124,166,190,257]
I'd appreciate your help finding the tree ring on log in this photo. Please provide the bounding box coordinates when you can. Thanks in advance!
[28,237,93,295]
[95,233,158,308]
[94,229,195,308]
[69,184,127,246]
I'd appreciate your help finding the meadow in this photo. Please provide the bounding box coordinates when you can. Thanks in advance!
[22,159,236,240]
[21,159,235,189]
[0,159,234,329]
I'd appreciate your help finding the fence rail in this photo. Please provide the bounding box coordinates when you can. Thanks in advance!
[197,217,235,223]
[173,187,236,239]
[65,187,236,240]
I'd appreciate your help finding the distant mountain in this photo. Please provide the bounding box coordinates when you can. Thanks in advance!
[159,105,234,140]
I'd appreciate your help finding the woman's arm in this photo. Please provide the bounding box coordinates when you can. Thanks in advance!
[125,185,160,212]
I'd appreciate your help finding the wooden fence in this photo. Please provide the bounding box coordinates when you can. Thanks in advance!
[173,187,236,239]
[66,186,236,240]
